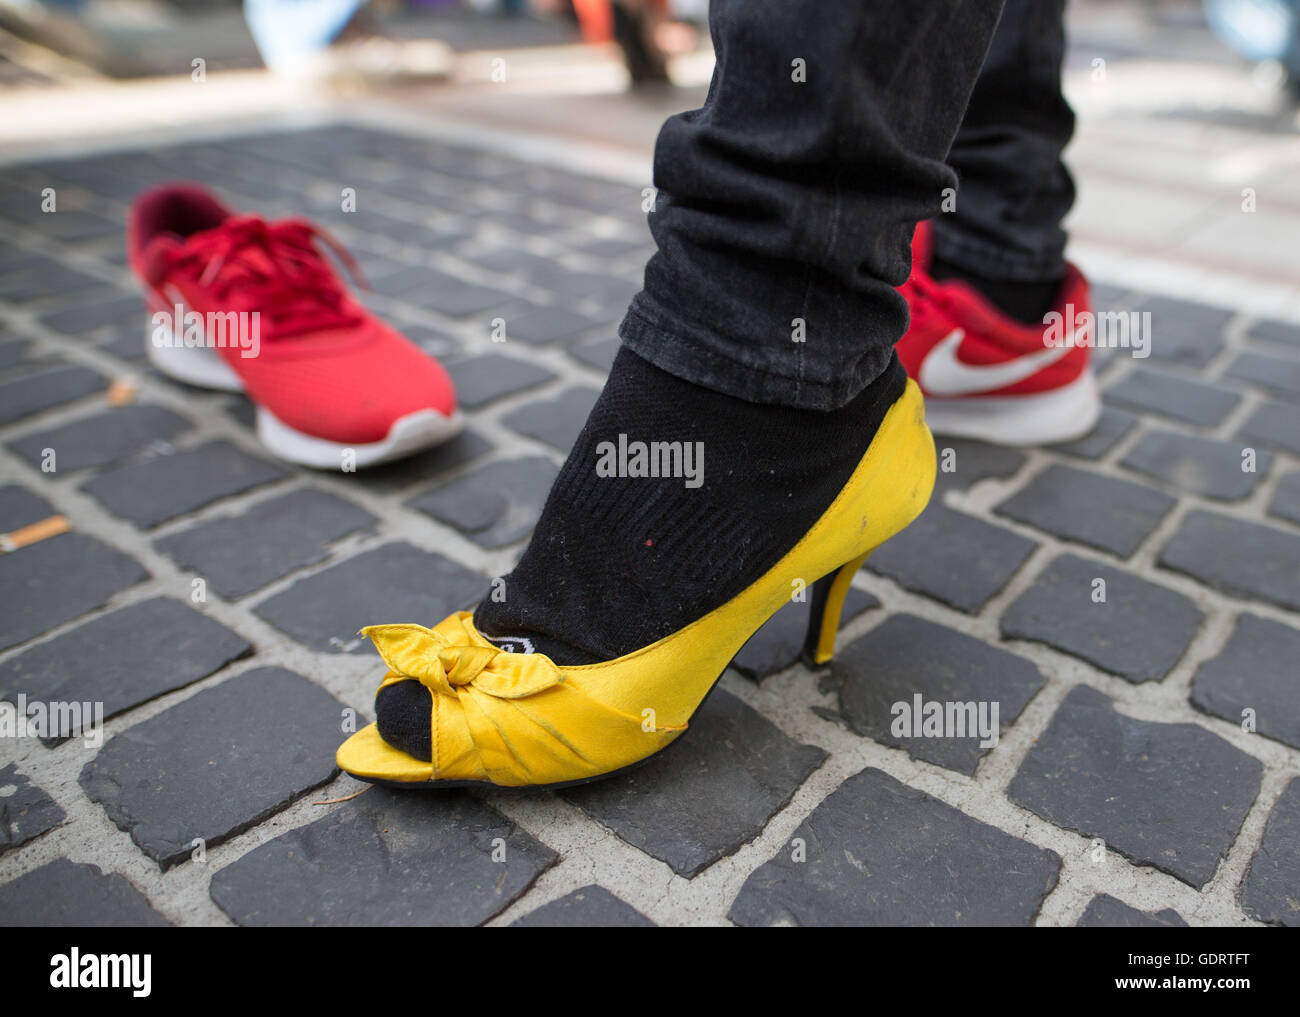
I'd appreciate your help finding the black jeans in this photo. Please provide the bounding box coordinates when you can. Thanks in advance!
[620,0,1076,410]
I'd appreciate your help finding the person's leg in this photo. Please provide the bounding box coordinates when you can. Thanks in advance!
[378,1,1010,760]
[928,0,1076,322]
[622,0,1008,411]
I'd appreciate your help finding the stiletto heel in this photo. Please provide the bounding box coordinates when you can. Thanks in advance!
[801,551,873,667]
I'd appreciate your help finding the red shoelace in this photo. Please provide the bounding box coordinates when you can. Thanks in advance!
[162,215,368,339]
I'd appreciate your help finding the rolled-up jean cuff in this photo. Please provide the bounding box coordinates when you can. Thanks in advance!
[617,300,894,412]
[930,222,1067,283]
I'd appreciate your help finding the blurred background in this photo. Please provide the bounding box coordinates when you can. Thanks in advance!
[1,1,1298,146]
[0,0,1298,309]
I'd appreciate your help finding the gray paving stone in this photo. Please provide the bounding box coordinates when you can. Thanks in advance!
[1090,282,1131,308]
[0,533,148,652]
[729,766,1061,926]
[995,463,1175,557]
[17,209,119,243]
[0,339,31,370]
[0,597,250,743]
[468,246,565,284]
[367,265,443,297]
[379,268,515,317]
[210,789,557,926]
[1008,685,1261,889]
[40,292,144,335]
[98,329,152,364]
[223,394,255,430]
[8,404,193,472]
[446,353,555,409]
[0,763,64,853]
[1249,318,1300,347]
[563,273,639,318]
[1122,430,1270,501]
[580,236,651,260]
[932,437,1026,492]
[1226,350,1300,400]
[502,306,600,345]
[0,363,105,426]
[1077,894,1188,928]
[398,321,458,358]
[0,256,104,302]
[1001,554,1201,682]
[0,858,169,927]
[254,541,487,653]
[155,488,377,599]
[501,386,600,453]
[1269,471,1300,527]
[513,885,654,927]
[1237,399,1300,457]
[1105,368,1241,427]
[563,689,827,878]
[408,456,558,549]
[0,484,54,531]
[732,584,878,681]
[1240,778,1300,926]
[1049,406,1137,459]
[1135,295,1231,367]
[869,503,1037,613]
[831,614,1045,776]
[1159,510,1300,611]
[80,440,287,528]
[1190,613,1300,750]
[80,667,347,870]
[569,336,621,373]
[491,210,555,238]
[360,426,493,494]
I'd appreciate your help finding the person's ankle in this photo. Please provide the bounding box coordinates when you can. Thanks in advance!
[929,255,1062,325]
[472,348,907,665]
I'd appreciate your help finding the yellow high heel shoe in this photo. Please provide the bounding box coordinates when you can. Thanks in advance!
[336,379,936,790]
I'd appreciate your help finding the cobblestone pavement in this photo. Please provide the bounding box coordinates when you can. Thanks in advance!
[0,112,1297,927]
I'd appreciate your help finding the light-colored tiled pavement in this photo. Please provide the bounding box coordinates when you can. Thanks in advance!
[0,4,1298,927]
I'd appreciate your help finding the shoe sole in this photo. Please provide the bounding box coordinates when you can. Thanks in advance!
[921,369,1101,446]
[146,330,462,469]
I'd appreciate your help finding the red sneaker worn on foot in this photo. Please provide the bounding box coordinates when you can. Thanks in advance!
[128,183,460,468]
[897,222,1100,446]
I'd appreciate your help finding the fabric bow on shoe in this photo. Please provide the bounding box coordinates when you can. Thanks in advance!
[362,618,562,701]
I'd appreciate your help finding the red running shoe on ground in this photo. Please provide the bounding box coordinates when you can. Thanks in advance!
[896,222,1101,445]
[128,183,460,468]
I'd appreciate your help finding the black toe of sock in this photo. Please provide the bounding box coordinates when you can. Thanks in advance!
[375,681,433,761]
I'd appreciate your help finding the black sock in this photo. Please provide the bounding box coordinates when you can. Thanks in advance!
[930,255,1062,325]
[376,347,907,761]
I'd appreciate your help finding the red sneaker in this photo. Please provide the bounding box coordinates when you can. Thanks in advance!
[896,222,1100,445]
[128,183,460,468]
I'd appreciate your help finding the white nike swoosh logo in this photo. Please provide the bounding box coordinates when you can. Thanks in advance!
[918,328,1073,397]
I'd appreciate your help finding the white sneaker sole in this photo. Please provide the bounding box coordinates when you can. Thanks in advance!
[146,333,462,469]
[921,370,1102,446]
